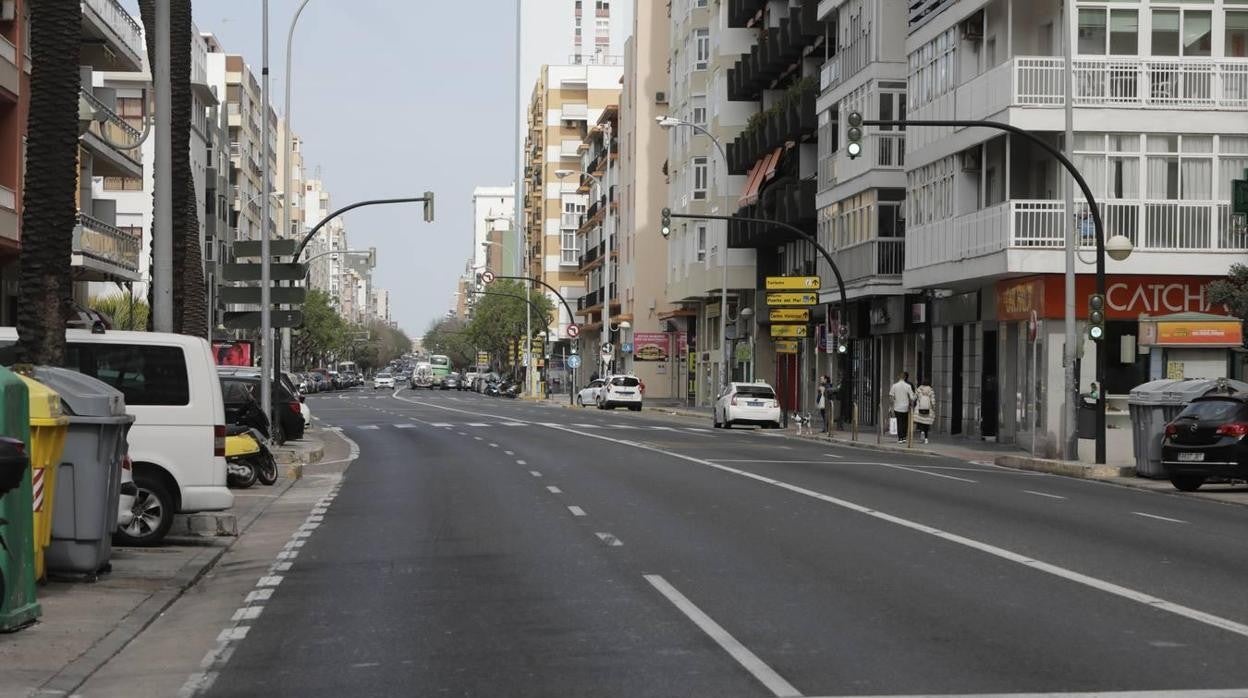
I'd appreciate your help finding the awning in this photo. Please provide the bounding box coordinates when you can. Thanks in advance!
[737,148,782,209]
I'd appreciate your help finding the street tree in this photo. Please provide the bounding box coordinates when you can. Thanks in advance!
[466,280,555,364]
[1208,264,1248,325]
[138,0,208,337]
[292,290,349,368]
[90,293,151,331]
[423,317,474,369]
[15,0,82,365]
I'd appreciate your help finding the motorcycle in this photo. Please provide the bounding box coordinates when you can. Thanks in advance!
[226,398,279,488]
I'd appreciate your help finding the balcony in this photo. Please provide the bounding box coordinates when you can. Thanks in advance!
[79,89,143,178]
[0,35,18,96]
[561,212,581,229]
[727,0,767,28]
[72,212,142,281]
[562,103,588,122]
[818,132,906,196]
[833,238,906,285]
[0,185,16,244]
[80,0,145,72]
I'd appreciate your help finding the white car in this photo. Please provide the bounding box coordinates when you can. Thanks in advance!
[577,379,605,407]
[598,375,643,411]
[714,382,781,429]
[117,455,136,531]
[373,372,396,390]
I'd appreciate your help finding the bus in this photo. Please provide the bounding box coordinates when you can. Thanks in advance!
[430,355,452,388]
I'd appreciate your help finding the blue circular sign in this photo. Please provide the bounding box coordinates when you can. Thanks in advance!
[567,355,582,369]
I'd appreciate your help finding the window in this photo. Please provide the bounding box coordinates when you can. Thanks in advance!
[562,230,578,265]
[692,157,708,200]
[691,98,707,127]
[65,343,189,406]
[1081,7,1138,55]
[1152,8,1211,57]
[695,0,707,6]
[1078,9,1107,55]
[696,223,707,261]
[1229,11,1248,57]
[694,29,710,70]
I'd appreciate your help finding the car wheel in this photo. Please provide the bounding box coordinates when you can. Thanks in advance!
[1170,475,1206,492]
[629,405,641,412]
[114,473,174,547]
[577,395,584,407]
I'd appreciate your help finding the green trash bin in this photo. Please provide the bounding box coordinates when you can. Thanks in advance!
[0,366,41,631]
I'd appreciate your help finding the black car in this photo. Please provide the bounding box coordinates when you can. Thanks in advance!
[1161,394,1248,491]
[217,370,305,443]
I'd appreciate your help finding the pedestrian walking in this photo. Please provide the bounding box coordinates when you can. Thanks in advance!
[816,375,832,433]
[913,378,936,444]
[889,373,915,444]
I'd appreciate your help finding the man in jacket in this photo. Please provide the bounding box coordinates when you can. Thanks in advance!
[889,373,916,444]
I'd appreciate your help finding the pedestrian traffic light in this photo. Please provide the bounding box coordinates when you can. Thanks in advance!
[1088,294,1106,341]
[846,111,863,159]
[660,208,672,238]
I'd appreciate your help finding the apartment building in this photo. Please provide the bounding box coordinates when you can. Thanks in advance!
[522,62,623,348]
[616,1,676,398]
[573,0,615,65]
[889,0,1248,461]
[371,288,391,325]
[303,177,347,310]
[572,106,618,375]
[0,0,26,324]
[278,126,306,239]
[220,53,276,243]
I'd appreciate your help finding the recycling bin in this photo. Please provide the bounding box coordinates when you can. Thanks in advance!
[17,375,69,581]
[0,366,40,631]
[32,367,134,578]
[1127,377,1248,478]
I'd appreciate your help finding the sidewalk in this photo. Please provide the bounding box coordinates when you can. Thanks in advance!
[0,428,332,698]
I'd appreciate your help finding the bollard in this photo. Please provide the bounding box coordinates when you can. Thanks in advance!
[852,402,859,441]
[907,409,915,448]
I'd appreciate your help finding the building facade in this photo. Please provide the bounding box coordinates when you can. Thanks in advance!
[0,0,27,324]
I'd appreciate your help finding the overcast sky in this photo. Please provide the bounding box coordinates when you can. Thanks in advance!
[121,0,633,336]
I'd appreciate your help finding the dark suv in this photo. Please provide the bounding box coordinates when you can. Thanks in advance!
[1162,394,1248,491]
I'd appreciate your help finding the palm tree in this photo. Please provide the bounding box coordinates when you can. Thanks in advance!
[138,0,208,337]
[15,0,83,365]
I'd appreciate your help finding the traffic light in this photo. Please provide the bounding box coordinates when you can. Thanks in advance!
[1088,294,1106,341]
[423,191,435,223]
[660,208,672,238]
[836,324,849,354]
[846,111,863,159]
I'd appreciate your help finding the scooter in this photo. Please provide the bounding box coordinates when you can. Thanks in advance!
[226,399,279,488]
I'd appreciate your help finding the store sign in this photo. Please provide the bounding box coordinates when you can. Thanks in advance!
[996,275,1233,321]
[632,332,670,361]
[769,308,810,323]
[1155,320,1243,347]
[774,340,799,354]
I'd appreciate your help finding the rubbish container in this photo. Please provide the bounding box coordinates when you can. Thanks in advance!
[0,366,40,631]
[17,375,70,581]
[1077,398,1098,439]
[1128,377,1248,478]
[32,367,134,578]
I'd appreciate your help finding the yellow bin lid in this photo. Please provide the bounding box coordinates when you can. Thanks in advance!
[17,375,70,427]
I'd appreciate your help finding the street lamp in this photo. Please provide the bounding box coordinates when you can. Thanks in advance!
[656,115,732,392]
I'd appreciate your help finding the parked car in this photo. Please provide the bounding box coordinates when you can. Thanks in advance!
[0,328,233,546]
[117,455,137,531]
[598,375,643,411]
[577,379,605,407]
[462,371,479,392]
[216,369,306,444]
[1162,393,1248,491]
[374,372,396,390]
[714,382,781,429]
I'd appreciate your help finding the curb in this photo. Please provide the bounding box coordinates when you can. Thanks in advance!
[993,454,1135,480]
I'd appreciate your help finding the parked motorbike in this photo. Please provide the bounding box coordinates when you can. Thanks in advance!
[226,398,279,488]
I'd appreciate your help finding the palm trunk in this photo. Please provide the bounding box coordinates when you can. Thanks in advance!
[15,0,83,365]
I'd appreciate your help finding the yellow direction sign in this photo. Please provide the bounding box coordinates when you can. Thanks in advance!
[767,292,818,307]
[774,340,800,354]
[769,308,810,323]
[766,276,820,291]
[771,324,809,338]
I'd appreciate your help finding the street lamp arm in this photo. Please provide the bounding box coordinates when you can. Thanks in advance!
[487,275,576,329]
[294,196,432,260]
[302,249,369,265]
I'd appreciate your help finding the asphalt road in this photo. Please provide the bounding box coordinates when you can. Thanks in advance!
[207,387,1248,697]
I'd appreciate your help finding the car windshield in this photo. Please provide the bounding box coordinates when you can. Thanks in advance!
[735,386,775,399]
[610,376,640,387]
[1175,399,1246,422]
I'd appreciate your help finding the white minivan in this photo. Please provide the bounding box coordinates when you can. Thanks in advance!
[0,328,232,545]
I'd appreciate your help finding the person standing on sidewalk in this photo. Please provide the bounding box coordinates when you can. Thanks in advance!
[889,373,915,444]
[816,375,832,433]
[913,378,936,444]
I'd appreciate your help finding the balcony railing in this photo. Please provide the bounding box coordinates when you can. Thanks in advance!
[0,185,15,211]
[818,132,906,192]
[907,198,1248,271]
[82,0,145,64]
[81,88,143,151]
[1013,56,1248,109]
[835,238,906,284]
[73,212,141,275]
[561,212,581,229]
[0,35,16,64]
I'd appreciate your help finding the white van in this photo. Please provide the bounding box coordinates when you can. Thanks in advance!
[0,329,232,545]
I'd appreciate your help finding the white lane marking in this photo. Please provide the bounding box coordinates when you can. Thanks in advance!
[394,423,416,429]
[244,589,274,603]
[715,459,876,465]
[231,606,263,622]
[504,450,515,456]
[357,425,379,430]
[644,575,801,697]
[1025,490,1068,500]
[516,460,527,465]
[431,422,453,427]
[805,692,1248,698]
[530,471,542,477]
[551,423,1248,643]
[502,422,526,427]
[547,486,563,494]
[217,626,250,642]
[467,423,490,427]
[474,436,484,441]
[609,424,639,429]
[256,575,283,587]
[568,505,587,516]
[595,532,624,546]
[823,453,844,459]
[574,423,598,428]
[489,443,499,448]
[872,462,978,483]
[457,432,467,436]
[1134,511,1188,524]
[686,428,713,433]
[649,426,675,431]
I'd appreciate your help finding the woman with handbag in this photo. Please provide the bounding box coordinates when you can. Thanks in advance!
[913,378,936,444]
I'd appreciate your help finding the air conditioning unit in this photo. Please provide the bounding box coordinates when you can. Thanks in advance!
[655,91,668,104]
[961,148,982,172]
[0,0,15,21]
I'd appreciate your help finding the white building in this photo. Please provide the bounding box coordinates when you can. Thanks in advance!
[472,185,514,274]
[371,288,391,324]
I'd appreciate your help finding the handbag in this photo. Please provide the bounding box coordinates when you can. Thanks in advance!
[888,416,898,435]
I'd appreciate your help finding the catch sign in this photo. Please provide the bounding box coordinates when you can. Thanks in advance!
[774,340,799,354]
[767,292,818,307]
[769,308,810,323]
[771,324,809,338]
[765,276,820,291]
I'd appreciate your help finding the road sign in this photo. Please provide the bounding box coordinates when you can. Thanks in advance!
[734,343,753,362]
[480,270,495,284]
[769,308,810,323]
[222,310,304,330]
[621,343,633,354]
[771,324,809,338]
[774,340,799,354]
[232,240,300,258]
[600,343,613,357]
[476,351,490,366]
[567,354,582,369]
[765,276,820,291]
[218,286,307,305]
[222,262,307,282]
[766,292,818,307]
[567,323,580,338]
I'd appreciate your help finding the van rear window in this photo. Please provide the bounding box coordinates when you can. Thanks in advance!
[66,343,189,406]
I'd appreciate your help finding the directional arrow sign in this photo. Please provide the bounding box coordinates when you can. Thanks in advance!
[770,324,809,338]
[766,292,818,307]
[567,354,582,369]
[480,270,495,284]
[223,310,304,330]
[769,308,810,323]
[566,323,580,338]
[232,240,300,258]
[765,276,820,291]
[222,263,307,282]
[774,340,800,354]
[218,286,308,305]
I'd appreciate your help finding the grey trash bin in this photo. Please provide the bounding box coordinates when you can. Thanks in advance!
[31,366,135,577]
[1127,378,1248,479]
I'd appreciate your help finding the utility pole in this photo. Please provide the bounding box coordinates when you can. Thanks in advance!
[1062,0,1079,460]
[260,0,273,423]
[152,0,172,331]
[281,0,313,372]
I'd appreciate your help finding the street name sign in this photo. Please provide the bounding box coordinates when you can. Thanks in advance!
[765,276,820,291]
[771,324,809,338]
[769,308,810,323]
[767,292,818,307]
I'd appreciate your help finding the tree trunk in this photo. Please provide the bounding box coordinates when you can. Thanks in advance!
[15,0,83,365]
[139,0,208,338]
